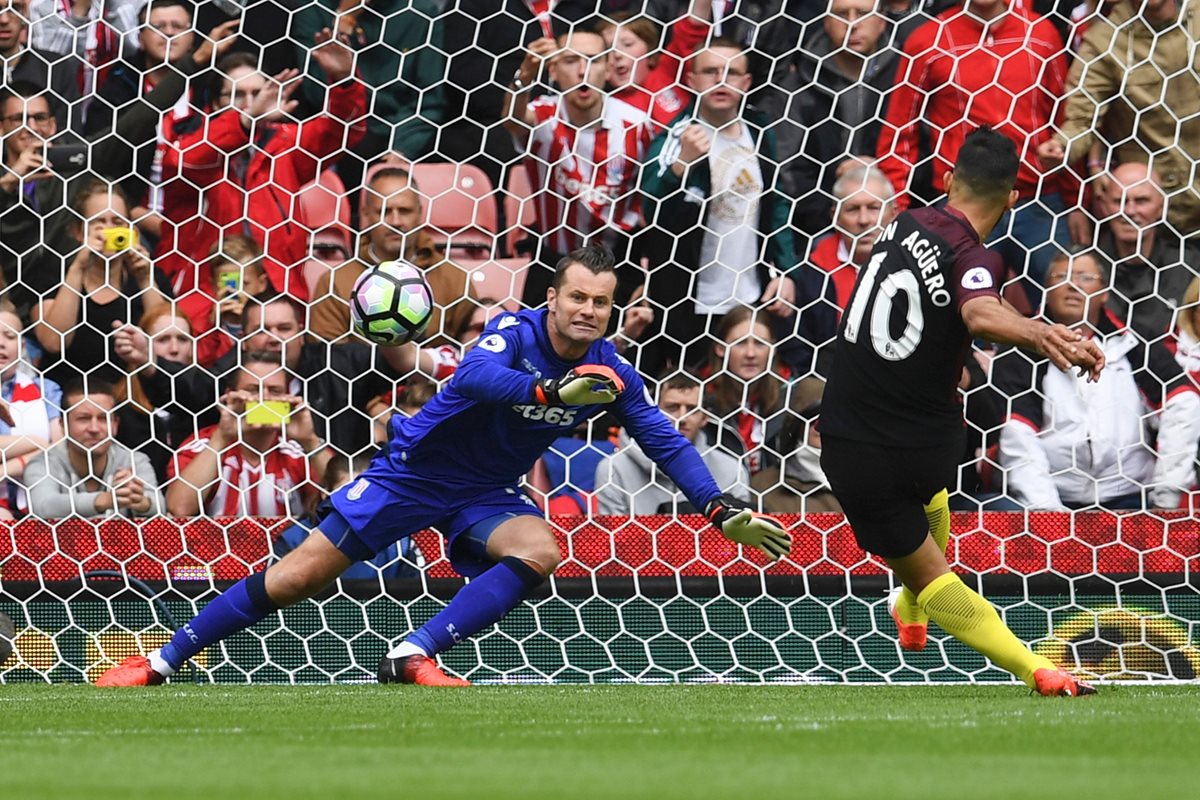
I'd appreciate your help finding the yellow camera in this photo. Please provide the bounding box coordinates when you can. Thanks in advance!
[102,227,138,253]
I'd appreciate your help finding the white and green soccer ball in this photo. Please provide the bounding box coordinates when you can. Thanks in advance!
[350,260,434,346]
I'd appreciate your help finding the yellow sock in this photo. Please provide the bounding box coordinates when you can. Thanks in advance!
[925,488,951,553]
[917,572,1055,687]
[893,490,952,625]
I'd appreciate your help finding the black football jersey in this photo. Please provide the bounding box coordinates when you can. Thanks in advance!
[820,206,1005,447]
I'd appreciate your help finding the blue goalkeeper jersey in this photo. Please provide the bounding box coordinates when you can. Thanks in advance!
[380,308,722,511]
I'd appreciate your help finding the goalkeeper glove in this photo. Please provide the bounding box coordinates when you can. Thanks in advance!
[535,365,625,406]
[705,495,792,561]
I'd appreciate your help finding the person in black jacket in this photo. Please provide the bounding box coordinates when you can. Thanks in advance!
[0,0,81,131]
[760,0,900,252]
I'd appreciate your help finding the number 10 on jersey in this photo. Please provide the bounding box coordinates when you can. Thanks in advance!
[843,252,926,362]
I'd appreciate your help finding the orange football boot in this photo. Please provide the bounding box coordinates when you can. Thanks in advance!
[378,654,470,687]
[1033,668,1097,697]
[95,656,165,687]
[887,587,928,651]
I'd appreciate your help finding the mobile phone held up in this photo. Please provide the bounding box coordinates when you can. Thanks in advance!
[218,270,241,296]
[46,143,88,177]
[244,400,292,426]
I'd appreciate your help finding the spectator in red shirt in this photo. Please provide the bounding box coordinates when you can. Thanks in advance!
[809,165,899,315]
[504,27,653,308]
[166,349,330,518]
[596,0,711,130]
[876,0,1072,287]
[154,30,366,310]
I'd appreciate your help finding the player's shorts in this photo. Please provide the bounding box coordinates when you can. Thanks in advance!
[820,432,965,559]
[323,467,543,578]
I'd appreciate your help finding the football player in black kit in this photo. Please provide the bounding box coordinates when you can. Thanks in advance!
[820,128,1104,696]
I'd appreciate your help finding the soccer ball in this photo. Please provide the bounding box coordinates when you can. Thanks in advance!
[350,261,433,346]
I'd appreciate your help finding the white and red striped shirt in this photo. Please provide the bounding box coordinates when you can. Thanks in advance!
[519,95,652,254]
[170,425,312,518]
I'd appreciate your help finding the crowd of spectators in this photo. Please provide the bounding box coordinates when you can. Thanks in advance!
[1,0,1199,530]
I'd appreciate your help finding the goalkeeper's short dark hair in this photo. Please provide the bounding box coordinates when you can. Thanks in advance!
[552,244,617,289]
[953,127,1019,201]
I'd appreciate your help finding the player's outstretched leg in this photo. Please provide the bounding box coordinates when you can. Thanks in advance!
[95,527,352,686]
[888,489,952,651]
[890,537,1095,697]
[379,516,555,687]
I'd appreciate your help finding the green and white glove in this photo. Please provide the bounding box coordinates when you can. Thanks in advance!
[706,495,792,561]
[535,365,626,406]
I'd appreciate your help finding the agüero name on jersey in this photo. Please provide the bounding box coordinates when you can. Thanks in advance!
[888,222,952,308]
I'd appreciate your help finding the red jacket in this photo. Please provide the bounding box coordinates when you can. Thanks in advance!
[876,5,1070,206]
[154,80,367,306]
[808,232,857,317]
[611,14,707,130]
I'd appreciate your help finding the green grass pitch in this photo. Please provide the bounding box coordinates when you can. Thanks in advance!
[5,684,1197,799]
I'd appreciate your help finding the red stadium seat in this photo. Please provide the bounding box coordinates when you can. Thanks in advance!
[410,162,498,259]
[298,168,351,241]
[298,169,353,295]
[458,257,531,309]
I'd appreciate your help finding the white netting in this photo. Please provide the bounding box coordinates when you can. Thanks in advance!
[0,0,1198,684]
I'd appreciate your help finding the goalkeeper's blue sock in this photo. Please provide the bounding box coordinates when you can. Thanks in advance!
[403,557,545,657]
[153,572,280,674]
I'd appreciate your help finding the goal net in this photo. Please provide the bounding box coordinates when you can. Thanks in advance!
[1,0,1198,684]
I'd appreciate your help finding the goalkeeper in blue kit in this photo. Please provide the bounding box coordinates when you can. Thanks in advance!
[97,245,791,687]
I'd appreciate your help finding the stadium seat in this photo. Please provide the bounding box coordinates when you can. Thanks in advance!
[458,257,531,310]
[503,166,537,258]
[298,168,351,239]
[410,162,498,260]
[298,169,352,295]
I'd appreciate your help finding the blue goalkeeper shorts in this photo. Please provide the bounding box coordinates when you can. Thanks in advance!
[323,468,543,578]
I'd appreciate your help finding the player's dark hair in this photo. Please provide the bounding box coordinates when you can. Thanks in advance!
[62,378,118,410]
[1047,245,1111,287]
[398,377,437,411]
[552,244,617,289]
[952,127,1018,201]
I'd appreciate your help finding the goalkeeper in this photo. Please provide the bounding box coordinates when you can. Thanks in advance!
[97,245,790,687]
